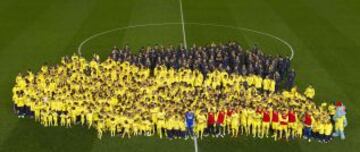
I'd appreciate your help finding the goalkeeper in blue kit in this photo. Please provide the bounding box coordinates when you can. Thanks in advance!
[185,110,195,139]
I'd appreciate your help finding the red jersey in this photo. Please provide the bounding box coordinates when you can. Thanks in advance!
[304,114,312,127]
[208,112,215,125]
[263,110,270,122]
[272,111,279,123]
[280,114,288,125]
[217,111,225,124]
[288,111,296,123]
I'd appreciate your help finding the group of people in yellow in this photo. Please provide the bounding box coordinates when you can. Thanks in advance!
[12,54,336,142]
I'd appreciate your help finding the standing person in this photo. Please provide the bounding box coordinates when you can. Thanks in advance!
[185,109,195,139]
[216,108,226,137]
[226,107,234,134]
[303,111,313,142]
[230,108,240,137]
[271,109,280,141]
[286,69,296,90]
[279,110,289,140]
[324,119,333,143]
[288,107,297,139]
[196,111,208,140]
[333,101,347,140]
[261,107,271,138]
[207,109,216,137]
[304,85,315,99]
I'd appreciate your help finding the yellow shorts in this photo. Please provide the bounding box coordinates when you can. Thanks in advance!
[279,125,287,131]
[231,123,239,129]
[262,122,270,128]
[335,125,344,132]
[288,122,295,129]
[253,122,260,127]
[272,122,280,130]
[240,119,247,126]
[157,121,165,128]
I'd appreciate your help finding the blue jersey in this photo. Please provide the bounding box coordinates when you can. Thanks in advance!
[185,112,195,127]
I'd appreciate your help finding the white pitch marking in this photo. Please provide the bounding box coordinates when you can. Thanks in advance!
[186,22,295,60]
[178,0,188,49]
[193,136,199,152]
[77,22,294,60]
[77,22,180,56]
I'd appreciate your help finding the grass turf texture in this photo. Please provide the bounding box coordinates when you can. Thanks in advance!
[0,0,359,151]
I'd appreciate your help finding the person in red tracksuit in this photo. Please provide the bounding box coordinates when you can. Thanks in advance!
[216,108,226,137]
[207,110,216,137]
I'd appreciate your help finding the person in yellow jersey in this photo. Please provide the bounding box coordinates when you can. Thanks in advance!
[122,119,131,139]
[317,119,325,143]
[52,111,58,126]
[66,115,72,128]
[150,104,159,134]
[60,113,66,126]
[239,107,248,135]
[269,79,276,93]
[156,108,166,139]
[86,110,93,129]
[97,120,104,140]
[304,85,315,99]
[133,119,141,136]
[70,107,77,124]
[246,108,254,136]
[252,108,262,138]
[295,120,303,139]
[254,76,262,89]
[40,111,48,127]
[33,102,41,122]
[196,111,207,140]
[179,116,187,139]
[110,118,117,137]
[165,115,175,140]
[327,103,336,124]
[225,107,234,135]
[324,119,333,143]
[14,93,25,118]
[262,77,271,92]
[143,117,152,136]
[230,109,240,137]
[173,115,182,139]
[80,111,85,126]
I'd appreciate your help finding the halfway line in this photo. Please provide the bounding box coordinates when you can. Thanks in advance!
[179,0,188,49]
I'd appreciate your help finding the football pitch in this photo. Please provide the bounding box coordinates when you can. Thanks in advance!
[0,0,359,151]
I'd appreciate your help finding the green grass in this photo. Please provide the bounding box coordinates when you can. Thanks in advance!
[0,0,359,151]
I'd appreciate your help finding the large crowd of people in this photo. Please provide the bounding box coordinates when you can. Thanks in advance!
[12,43,346,143]
[111,42,295,90]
